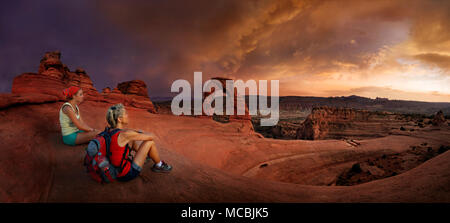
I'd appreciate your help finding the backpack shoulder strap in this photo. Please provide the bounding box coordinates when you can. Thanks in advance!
[118,143,131,172]
[100,127,121,158]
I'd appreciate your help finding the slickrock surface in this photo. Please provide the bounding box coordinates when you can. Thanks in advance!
[0,100,449,202]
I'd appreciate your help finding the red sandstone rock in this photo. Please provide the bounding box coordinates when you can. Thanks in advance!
[111,87,121,94]
[0,93,59,109]
[12,72,70,101]
[100,90,156,113]
[102,87,111,94]
[117,80,149,97]
[10,51,156,113]
[202,77,250,121]
[0,100,449,202]
[296,106,405,140]
[38,51,65,79]
[98,80,156,113]
[14,51,100,100]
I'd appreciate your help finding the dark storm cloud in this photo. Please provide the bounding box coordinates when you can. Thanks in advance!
[0,0,161,94]
[94,0,312,94]
[95,0,449,80]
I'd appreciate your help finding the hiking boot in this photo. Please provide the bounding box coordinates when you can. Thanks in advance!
[151,160,172,173]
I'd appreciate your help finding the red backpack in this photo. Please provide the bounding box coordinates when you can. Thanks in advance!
[84,127,128,183]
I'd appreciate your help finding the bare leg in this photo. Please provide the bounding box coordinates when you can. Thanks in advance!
[75,130,101,145]
[132,141,161,168]
[130,140,158,161]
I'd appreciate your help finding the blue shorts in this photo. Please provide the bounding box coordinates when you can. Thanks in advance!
[117,162,142,182]
[62,130,84,146]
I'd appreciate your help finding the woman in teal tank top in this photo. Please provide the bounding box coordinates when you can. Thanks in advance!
[60,86,101,146]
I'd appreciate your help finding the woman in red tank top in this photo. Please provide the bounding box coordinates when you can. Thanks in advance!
[106,104,172,181]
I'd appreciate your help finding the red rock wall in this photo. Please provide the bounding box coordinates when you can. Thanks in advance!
[8,51,156,113]
[296,106,403,140]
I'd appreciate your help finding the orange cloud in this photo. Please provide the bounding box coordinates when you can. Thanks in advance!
[413,53,450,72]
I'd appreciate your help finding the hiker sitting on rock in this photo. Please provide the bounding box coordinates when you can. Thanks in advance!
[59,86,101,146]
[106,103,172,182]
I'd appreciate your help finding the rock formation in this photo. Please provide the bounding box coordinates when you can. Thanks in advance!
[202,77,251,121]
[276,95,450,116]
[201,77,254,134]
[117,80,149,97]
[8,51,156,113]
[101,87,111,94]
[432,110,447,126]
[296,106,405,140]
[101,80,156,113]
[37,51,65,78]
[252,119,301,139]
[13,51,100,101]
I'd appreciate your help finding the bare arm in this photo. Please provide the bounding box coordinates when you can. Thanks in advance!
[63,106,95,132]
[118,129,157,146]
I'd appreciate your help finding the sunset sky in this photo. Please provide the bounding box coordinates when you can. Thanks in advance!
[1,0,449,102]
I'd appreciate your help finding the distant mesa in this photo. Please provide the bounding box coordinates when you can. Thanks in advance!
[5,51,156,113]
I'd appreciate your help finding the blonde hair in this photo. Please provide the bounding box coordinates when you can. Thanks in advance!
[106,103,125,128]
